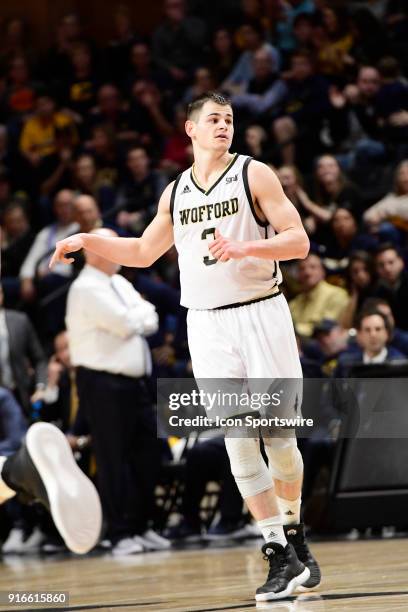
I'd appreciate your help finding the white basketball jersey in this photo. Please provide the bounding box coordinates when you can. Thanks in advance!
[171,154,282,309]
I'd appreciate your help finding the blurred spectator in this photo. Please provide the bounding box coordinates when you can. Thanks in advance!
[373,243,408,330]
[20,91,76,162]
[362,297,408,356]
[129,80,174,145]
[85,125,119,187]
[1,55,38,120]
[0,18,34,67]
[313,7,354,79]
[161,106,192,174]
[86,84,137,143]
[106,4,140,84]
[209,28,239,85]
[63,43,99,118]
[114,147,167,234]
[273,0,316,56]
[363,160,408,230]
[316,206,378,274]
[304,156,363,230]
[182,67,216,105]
[72,154,115,213]
[66,227,168,554]
[303,319,350,376]
[242,124,269,162]
[19,190,77,304]
[289,253,350,336]
[349,9,390,65]
[231,48,287,117]
[335,309,405,376]
[124,42,168,94]
[43,12,84,81]
[272,51,330,168]
[0,284,47,415]
[72,193,102,233]
[223,21,280,93]
[292,13,315,53]
[152,0,206,85]
[376,56,408,150]
[330,66,384,173]
[1,201,33,281]
[339,251,377,329]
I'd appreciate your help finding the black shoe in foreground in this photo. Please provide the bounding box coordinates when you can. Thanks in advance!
[2,422,102,554]
[255,542,310,601]
[284,523,321,590]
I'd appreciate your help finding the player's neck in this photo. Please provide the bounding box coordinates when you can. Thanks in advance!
[192,149,234,188]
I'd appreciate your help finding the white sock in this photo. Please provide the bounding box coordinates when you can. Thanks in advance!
[276,495,301,524]
[0,457,16,503]
[257,515,287,547]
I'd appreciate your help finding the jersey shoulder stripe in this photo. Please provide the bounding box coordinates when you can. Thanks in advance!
[242,157,268,228]
[170,173,183,224]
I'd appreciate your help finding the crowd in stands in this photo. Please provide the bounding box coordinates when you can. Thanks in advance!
[1,0,408,552]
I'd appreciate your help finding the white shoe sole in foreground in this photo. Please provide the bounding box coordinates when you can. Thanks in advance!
[26,422,102,554]
[255,567,310,601]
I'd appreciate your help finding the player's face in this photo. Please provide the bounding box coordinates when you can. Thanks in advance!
[187,101,234,152]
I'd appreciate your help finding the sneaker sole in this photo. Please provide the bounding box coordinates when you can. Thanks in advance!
[255,566,310,601]
[26,423,102,554]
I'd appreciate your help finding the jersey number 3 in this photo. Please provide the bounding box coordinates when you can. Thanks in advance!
[201,228,217,266]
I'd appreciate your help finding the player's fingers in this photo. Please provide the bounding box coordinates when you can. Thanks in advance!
[219,253,230,262]
[211,246,225,259]
[214,228,222,239]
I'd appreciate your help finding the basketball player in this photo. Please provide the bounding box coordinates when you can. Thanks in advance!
[50,92,320,600]
[0,421,102,554]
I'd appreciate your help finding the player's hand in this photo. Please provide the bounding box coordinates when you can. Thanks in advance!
[49,234,85,268]
[209,229,248,262]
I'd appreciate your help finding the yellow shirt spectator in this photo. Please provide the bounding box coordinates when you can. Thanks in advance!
[290,279,350,337]
[20,112,76,159]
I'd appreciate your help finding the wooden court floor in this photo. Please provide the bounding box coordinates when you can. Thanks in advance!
[1,538,408,612]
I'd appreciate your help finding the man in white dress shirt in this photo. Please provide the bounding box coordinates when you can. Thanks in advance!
[66,228,170,555]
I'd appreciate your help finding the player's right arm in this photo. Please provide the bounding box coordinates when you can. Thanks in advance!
[49,183,174,269]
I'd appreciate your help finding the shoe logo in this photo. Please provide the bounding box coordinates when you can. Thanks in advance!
[287,529,297,536]
[285,510,295,515]
[265,547,275,556]
[268,530,277,539]
[181,185,191,194]
[226,174,238,184]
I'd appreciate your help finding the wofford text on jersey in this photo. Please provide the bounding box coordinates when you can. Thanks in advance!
[179,197,239,225]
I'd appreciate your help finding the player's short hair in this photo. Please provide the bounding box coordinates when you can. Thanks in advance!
[187,92,231,120]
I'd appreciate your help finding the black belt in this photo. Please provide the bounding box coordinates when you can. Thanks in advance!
[212,288,281,311]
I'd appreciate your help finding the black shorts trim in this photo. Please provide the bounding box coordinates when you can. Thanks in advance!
[210,288,281,311]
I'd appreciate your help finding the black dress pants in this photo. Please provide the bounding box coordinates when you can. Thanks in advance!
[76,367,161,543]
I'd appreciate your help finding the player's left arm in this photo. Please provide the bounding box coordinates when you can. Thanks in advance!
[209,161,310,262]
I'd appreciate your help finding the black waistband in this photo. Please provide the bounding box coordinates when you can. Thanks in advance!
[210,288,281,311]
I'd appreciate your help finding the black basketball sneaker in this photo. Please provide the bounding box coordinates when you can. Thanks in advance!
[284,523,321,590]
[255,542,310,601]
[2,422,102,554]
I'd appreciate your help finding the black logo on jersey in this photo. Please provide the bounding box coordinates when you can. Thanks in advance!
[179,197,238,225]
[226,174,238,184]
[181,185,191,194]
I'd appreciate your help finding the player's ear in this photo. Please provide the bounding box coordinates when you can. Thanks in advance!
[185,119,195,138]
